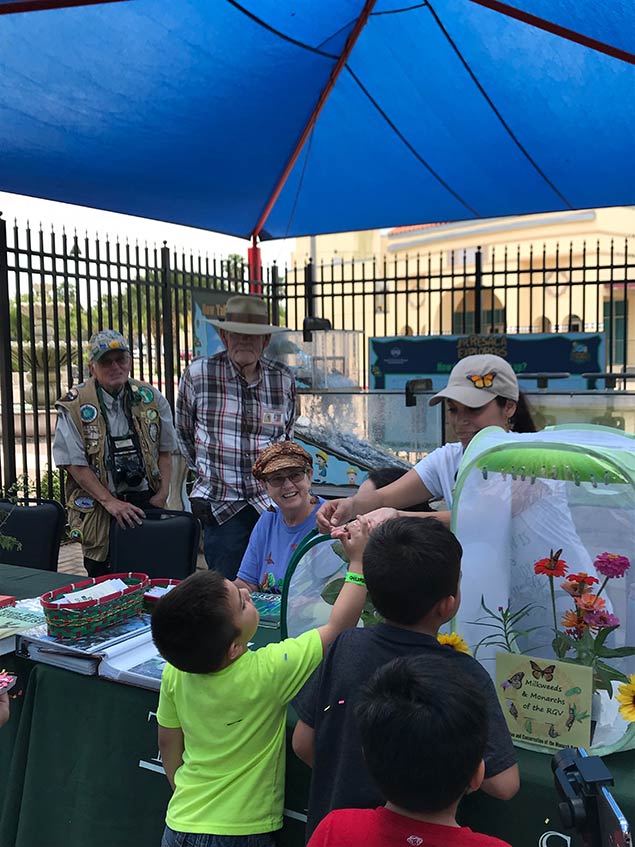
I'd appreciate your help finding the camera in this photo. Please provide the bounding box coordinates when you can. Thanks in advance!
[111,435,146,488]
[552,747,631,847]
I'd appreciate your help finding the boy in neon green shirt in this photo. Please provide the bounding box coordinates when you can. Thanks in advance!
[152,520,368,847]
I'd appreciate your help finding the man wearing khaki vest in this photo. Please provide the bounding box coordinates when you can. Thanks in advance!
[53,330,177,576]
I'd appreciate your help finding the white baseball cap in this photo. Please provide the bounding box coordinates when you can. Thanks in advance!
[429,354,519,408]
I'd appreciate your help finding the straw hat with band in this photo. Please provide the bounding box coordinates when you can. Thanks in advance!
[208,294,288,336]
[252,441,313,480]
[429,354,519,409]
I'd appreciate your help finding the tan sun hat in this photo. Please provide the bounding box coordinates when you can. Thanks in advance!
[207,294,288,336]
[252,441,313,480]
[429,354,519,408]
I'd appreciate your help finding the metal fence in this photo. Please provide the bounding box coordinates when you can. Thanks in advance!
[286,238,635,381]
[1,214,634,500]
[0,216,278,499]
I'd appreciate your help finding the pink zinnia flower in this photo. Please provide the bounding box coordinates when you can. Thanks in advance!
[594,552,630,579]
[584,609,620,628]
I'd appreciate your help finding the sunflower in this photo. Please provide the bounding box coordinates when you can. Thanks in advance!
[437,632,471,655]
[616,675,635,723]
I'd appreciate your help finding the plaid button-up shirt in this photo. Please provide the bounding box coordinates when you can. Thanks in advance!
[176,351,296,523]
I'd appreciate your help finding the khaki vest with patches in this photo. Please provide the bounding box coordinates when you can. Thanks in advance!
[55,377,163,562]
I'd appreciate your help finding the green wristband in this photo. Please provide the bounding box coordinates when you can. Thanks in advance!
[344,571,366,586]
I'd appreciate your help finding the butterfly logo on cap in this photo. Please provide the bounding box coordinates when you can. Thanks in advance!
[467,372,496,390]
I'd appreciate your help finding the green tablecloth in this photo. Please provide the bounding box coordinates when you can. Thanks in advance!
[0,568,633,847]
[0,562,76,600]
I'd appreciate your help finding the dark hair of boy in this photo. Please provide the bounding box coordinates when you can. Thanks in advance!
[356,655,487,813]
[365,466,432,512]
[151,570,239,673]
[363,516,462,624]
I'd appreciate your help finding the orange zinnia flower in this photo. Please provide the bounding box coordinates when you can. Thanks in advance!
[561,610,582,628]
[534,549,568,578]
[575,593,606,612]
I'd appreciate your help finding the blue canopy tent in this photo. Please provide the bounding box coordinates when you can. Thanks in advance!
[0,0,634,244]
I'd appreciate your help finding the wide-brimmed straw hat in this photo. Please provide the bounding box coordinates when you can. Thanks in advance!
[429,354,519,408]
[207,294,288,336]
[252,441,313,480]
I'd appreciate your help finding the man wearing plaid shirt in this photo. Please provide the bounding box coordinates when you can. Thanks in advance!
[176,295,296,578]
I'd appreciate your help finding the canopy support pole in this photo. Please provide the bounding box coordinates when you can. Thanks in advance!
[248,235,262,294]
[250,0,378,240]
[467,0,635,65]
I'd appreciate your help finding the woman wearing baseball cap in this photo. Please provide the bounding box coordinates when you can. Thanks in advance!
[316,354,535,532]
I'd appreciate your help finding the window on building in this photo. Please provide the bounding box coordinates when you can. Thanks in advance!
[565,314,583,332]
[452,307,506,335]
[603,300,626,366]
[533,316,552,333]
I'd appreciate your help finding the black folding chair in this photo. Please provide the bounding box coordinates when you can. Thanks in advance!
[0,499,66,571]
[108,509,201,579]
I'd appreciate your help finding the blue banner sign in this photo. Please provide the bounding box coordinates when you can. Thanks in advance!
[369,333,605,390]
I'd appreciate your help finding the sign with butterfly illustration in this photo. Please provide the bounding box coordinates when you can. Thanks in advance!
[495,652,593,750]
[368,332,604,390]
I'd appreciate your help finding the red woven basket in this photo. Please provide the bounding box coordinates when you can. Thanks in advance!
[142,578,181,614]
[40,572,150,640]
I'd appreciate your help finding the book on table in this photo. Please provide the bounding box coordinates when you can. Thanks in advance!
[17,613,152,675]
[97,630,166,691]
[250,592,281,628]
[0,599,47,655]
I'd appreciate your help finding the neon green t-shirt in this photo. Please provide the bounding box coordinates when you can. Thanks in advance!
[157,628,322,835]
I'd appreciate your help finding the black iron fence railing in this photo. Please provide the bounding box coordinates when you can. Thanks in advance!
[0,214,633,500]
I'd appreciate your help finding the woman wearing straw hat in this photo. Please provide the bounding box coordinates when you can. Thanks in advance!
[176,294,296,579]
[234,441,324,594]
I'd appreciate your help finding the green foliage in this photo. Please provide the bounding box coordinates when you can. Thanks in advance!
[0,510,22,552]
[554,625,632,696]
[470,597,545,658]
[320,577,381,628]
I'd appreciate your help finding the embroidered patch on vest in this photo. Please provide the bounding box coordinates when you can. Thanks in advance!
[145,408,159,422]
[149,422,159,442]
[74,495,95,509]
[136,386,154,404]
[80,403,98,422]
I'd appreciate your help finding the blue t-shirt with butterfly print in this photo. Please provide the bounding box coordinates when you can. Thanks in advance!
[236,498,325,593]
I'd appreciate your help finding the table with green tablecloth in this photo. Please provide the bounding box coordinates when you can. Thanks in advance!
[1,563,634,847]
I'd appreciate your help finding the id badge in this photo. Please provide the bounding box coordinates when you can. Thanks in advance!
[262,409,284,426]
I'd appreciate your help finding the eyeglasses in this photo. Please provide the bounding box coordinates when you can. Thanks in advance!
[96,353,131,368]
[264,469,307,487]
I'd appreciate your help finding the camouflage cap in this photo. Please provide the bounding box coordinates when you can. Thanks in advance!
[88,329,131,362]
